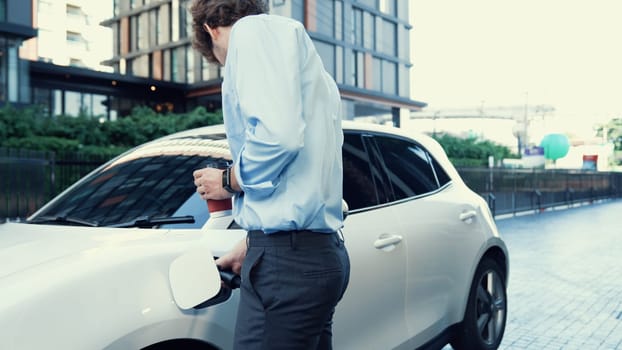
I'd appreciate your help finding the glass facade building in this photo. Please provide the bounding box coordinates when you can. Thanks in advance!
[102,0,426,124]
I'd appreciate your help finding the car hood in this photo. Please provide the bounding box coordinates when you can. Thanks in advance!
[0,222,170,280]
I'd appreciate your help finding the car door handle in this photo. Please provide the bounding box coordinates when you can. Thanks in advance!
[374,234,403,249]
[459,210,477,222]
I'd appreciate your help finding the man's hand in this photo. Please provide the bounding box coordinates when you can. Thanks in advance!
[215,238,247,275]
[193,167,232,200]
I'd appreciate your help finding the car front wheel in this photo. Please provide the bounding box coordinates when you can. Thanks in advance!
[451,257,507,350]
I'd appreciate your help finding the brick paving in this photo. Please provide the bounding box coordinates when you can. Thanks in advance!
[444,199,622,350]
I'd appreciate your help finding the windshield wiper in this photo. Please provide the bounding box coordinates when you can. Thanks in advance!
[28,215,99,227]
[108,215,195,228]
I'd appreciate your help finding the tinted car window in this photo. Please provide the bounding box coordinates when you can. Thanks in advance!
[342,133,383,210]
[30,135,231,228]
[430,156,451,187]
[373,136,439,200]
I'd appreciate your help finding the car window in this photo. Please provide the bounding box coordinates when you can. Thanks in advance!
[373,135,440,200]
[430,156,451,187]
[33,154,213,227]
[342,133,387,211]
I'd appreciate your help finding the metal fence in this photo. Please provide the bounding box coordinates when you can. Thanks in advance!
[0,148,109,221]
[459,167,622,217]
[2,148,622,220]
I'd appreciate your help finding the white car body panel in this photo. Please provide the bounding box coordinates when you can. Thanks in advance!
[0,223,246,350]
[333,205,409,349]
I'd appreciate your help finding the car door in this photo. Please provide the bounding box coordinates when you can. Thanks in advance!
[332,132,410,350]
[372,135,485,342]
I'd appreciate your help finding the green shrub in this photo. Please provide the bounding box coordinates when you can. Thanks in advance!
[2,136,81,153]
[431,132,517,167]
[0,104,223,153]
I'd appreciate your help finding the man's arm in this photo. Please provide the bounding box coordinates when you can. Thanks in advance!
[228,19,306,199]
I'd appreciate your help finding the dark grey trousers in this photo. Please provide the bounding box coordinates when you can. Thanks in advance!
[233,230,350,350]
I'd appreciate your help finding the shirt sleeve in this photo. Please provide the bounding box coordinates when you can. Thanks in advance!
[229,19,306,199]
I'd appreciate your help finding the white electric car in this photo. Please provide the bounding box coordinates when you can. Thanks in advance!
[0,121,508,350]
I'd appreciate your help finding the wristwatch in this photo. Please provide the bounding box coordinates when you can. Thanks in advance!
[222,166,237,194]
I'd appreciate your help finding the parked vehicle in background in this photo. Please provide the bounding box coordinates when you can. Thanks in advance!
[0,121,509,350]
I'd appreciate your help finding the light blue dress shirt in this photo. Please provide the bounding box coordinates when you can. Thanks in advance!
[221,14,343,234]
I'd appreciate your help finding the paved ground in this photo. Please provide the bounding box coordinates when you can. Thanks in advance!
[444,199,622,350]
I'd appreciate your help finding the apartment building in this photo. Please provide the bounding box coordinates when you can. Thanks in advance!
[102,0,426,123]
[14,0,184,120]
[24,0,113,72]
[6,0,425,123]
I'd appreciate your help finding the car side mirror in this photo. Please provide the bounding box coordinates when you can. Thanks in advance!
[342,199,349,221]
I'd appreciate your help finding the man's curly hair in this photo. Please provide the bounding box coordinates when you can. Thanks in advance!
[191,0,268,64]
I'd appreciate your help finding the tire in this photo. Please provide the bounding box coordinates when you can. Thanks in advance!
[451,257,507,350]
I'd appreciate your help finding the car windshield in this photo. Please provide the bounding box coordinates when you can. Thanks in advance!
[29,132,232,228]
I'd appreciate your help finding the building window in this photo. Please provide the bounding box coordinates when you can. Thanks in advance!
[92,94,108,118]
[66,31,85,49]
[163,50,171,80]
[0,0,6,21]
[372,57,381,91]
[313,40,335,77]
[363,12,374,50]
[65,91,82,116]
[355,50,364,88]
[0,39,21,103]
[158,4,171,45]
[335,46,343,84]
[186,46,195,83]
[137,12,149,50]
[69,58,85,67]
[32,88,50,115]
[380,20,396,56]
[66,4,82,17]
[180,0,192,39]
[382,60,396,95]
[131,54,150,78]
[351,8,363,47]
[201,57,220,81]
[130,16,138,50]
[335,0,343,41]
[149,9,159,47]
[315,1,334,37]
[171,46,186,83]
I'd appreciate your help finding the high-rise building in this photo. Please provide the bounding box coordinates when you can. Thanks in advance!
[23,0,113,72]
[0,0,36,104]
[102,0,426,123]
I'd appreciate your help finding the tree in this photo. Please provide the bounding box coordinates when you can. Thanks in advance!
[596,118,622,151]
[431,132,516,167]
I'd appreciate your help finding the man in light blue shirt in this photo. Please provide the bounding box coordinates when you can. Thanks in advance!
[191,1,350,349]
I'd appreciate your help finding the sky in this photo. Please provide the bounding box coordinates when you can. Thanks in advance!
[410,0,622,139]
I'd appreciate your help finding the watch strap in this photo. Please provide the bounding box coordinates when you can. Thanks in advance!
[222,166,237,194]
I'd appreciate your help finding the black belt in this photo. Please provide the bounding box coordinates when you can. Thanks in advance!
[247,230,338,248]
